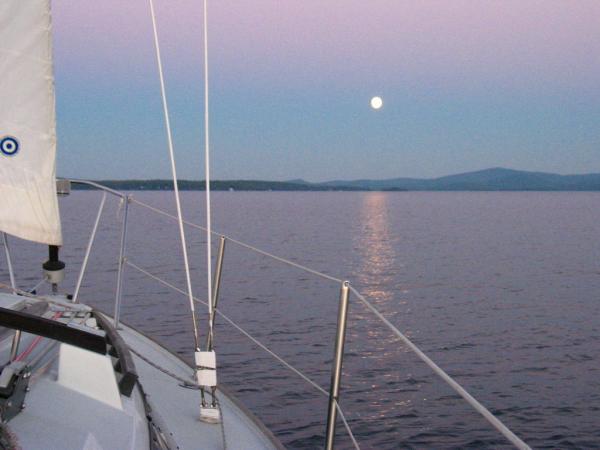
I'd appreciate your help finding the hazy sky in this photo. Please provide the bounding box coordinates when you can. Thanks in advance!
[52,0,600,181]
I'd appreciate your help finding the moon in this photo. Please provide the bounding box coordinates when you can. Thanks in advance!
[370,96,383,110]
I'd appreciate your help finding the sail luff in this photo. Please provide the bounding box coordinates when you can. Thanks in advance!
[0,0,62,245]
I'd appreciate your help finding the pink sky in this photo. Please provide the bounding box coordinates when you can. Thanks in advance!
[53,0,600,91]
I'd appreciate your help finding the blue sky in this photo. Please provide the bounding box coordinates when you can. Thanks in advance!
[52,0,600,181]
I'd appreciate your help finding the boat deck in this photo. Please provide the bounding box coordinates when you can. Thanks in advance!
[0,293,282,450]
[119,321,283,450]
[11,375,150,450]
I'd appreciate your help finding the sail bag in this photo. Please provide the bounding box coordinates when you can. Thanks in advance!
[0,0,62,245]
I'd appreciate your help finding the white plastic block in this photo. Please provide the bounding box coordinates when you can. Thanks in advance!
[200,406,221,424]
[195,351,216,369]
[195,351,217,387]
[196,368,217,387]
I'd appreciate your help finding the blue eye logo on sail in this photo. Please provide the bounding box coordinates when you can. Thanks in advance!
[0,136,19,156]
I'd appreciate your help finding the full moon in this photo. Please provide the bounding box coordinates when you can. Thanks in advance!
[370,96,383,110]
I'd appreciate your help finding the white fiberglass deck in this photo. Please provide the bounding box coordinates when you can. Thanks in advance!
[118,321,283,450]
[0,293,281,450]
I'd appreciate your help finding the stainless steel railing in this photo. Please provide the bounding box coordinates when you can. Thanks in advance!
[113,194,130,328]
[325,281,350,450]
[206,235,226,352]
[72,191,106,303]
[66,180,130,328]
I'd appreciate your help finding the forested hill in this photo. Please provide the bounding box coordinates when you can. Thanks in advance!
[69,168,600,191]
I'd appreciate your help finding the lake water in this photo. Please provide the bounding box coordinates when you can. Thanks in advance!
[3,191,600,449]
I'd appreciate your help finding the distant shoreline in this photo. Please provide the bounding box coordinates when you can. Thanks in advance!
[64,168,600,191]
[70,179,367,192]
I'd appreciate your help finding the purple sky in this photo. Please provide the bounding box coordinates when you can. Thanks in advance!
[52,1,600,180]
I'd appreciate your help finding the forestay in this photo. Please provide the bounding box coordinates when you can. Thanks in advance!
[0,0,62,245]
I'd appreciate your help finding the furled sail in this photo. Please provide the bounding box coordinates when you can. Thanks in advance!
[0,0,62,245]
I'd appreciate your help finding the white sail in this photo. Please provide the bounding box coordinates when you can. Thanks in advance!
[0,0,62,245]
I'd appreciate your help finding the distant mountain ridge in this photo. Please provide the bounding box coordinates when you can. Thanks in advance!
[75,168,600,191]
[304,168,600,191]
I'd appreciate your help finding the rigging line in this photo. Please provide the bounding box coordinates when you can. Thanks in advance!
[130,345,194,385]
[335,401,360,450]
[73,191,107,303]
[147,0,201,351]
[2,233,16,289]
[210,300,329,396]
[15,311,62,362]
[214,394,228,450]
[224,236,344,284]
[125,260,329,396]
[0,282,55,303]
[130,341,227,450]
[128,328,215,401]
[348,285,531,450]
[203,0,215,348]
[28,279,46,294]
[129,198,343,283]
